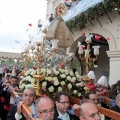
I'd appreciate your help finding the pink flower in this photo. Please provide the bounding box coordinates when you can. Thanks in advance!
[28,23,32,26]
[106,38,110,40]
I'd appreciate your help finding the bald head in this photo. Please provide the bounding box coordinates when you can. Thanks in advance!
[35,97,55,120]
[79,103,101,120]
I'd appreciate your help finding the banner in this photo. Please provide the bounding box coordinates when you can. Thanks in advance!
[62,0,103,21]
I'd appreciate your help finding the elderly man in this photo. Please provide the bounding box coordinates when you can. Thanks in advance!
[79,103,101,120]
[55,91,79,120]
[7,87,36,120]
[111,93,120,112]
[35,96,60,120]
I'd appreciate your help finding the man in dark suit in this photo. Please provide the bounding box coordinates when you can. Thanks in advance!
[54,92,79,120]
[7,87,36,120]
[111,93,120,113]
[110,80,120,100]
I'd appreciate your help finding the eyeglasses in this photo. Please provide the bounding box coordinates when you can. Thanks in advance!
[58,101,70,105]
[90,98,98,101]
[36,107,55,115]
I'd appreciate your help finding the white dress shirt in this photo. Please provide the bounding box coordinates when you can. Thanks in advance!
[57,109,70,120]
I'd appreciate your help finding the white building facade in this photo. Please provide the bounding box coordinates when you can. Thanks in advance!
[46,0,120,85]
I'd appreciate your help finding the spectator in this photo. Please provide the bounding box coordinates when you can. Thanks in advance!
[110,80,120,99]
[111,93,120,113]
[86,92,98,105]
[49,14,54,22]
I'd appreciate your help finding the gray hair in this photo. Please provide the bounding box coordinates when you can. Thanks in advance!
[23,87,36,96]
[78,108,85,119]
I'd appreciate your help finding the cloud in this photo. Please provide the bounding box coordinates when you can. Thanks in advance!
[0,0,47,53]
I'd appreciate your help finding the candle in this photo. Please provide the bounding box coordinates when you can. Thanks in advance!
[92,45,100,55]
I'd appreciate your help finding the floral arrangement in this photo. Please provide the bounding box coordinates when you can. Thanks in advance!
[19,65,88,98]
[19,69,36,89]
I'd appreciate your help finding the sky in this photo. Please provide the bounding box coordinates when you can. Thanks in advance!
[0,0,47,53]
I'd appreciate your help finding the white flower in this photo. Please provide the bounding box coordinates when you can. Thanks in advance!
[26,76,32,81]
[59,68,62,72]
[53,77,58,81]
[73,90,78,94]
[54,80,59,86]
[25,84,33,88]
[67,76,71,81]
[65,70,69,75]
[84,87,88,90]
[76,82,83,86]
[114,8,118,11]
[45,77,48,80]
[67,83,72,90]
[20,76,24,79]
[30,78,35,83]
[61,81,66,86]
[31,83,35,87]
[58,87,62,92]
[61,69,65,73]
[48,86,54,92]
[60,74,66,78]
[72,77,76,81]
[42,81,47,87]
[70,71,74,76]
[20,83,25,89]
[41,68,46,73]
[25,71,31,76]
[31,71,36,76]
[78,93,81,97]
[47,70,52,74]
[76,75,82,81]
[65,71,69,75]
[54,71,59,75]
[36,70,40,75]
[47,77,53,81]
[75,71,79,75]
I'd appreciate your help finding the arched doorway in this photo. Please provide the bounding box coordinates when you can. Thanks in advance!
[70,33,109,82]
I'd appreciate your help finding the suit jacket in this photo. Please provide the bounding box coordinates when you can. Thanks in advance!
[111,105,120,113]
[7,105,26,120]
[54,109,79,120]
[110,90,118,99]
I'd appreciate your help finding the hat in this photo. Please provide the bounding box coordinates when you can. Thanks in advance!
[88,71,96,80]
[114,80,120,86]
[97,76,108,87]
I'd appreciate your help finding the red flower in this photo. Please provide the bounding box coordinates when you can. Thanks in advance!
[82,32,85,36]
[81,45,85,50]
[28,23,32,26]
[60,63,65,69]
[32,66,37,70]
[95,35,100,40]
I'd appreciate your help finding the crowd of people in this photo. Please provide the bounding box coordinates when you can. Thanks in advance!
[0,65,120,120]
